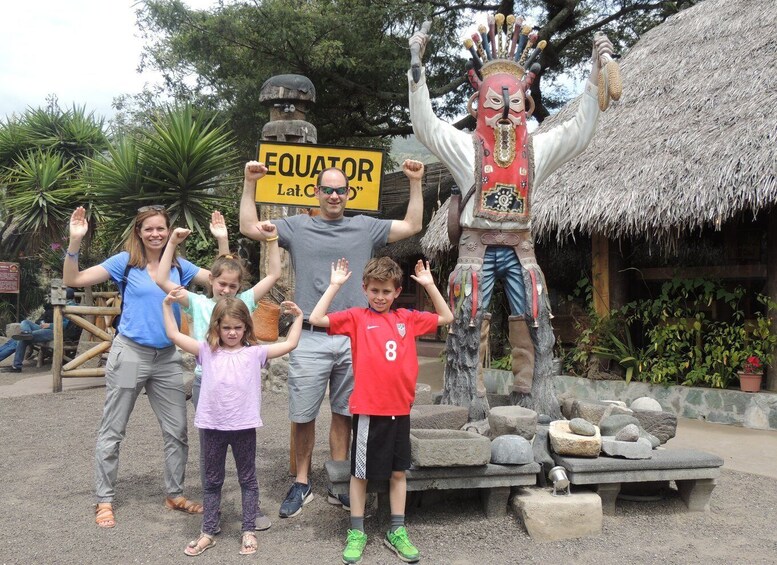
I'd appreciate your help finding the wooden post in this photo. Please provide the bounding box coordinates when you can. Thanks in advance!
[591,233,611,318]
[609,238,627,311]
[259,74,318,474]
[52,305,64,393]
[767,211,777,391]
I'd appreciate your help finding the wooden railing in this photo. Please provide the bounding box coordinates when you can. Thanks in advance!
[51,293,120,392]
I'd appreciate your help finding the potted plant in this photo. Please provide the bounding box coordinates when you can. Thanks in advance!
[738,355,763,393]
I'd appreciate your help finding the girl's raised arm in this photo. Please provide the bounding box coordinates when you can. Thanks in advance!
[162,288,200,355]
[264,301,303,359]
[250,223,281,302]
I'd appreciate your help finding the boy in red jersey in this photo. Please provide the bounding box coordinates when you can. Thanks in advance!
[309,256,453,564]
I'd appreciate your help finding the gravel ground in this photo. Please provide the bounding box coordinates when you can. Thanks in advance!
[1,384,776,565]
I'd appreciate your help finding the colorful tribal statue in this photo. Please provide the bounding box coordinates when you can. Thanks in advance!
[408,17,618,420]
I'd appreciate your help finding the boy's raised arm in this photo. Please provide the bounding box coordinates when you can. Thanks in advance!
[410,259,453,326]
[309,258,352,328]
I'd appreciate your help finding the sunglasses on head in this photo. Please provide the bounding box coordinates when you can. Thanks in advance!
[137,205,166,213]
[318,185,348,196]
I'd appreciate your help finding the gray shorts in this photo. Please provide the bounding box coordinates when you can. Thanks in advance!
[287,330,353,423]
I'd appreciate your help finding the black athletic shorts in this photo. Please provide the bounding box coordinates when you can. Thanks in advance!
[350,414,411,480]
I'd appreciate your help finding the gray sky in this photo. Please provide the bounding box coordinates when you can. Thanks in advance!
[0,0,215,120]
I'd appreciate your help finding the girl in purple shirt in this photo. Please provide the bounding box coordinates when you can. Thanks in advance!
[163,289,303,556]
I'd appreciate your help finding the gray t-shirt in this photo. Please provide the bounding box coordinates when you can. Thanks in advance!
[273,214,392,316]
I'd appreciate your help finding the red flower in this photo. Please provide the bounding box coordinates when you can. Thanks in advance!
[743,355,762,373]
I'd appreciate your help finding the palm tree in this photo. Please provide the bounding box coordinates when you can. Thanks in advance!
[89,104,239,250]
[0,103,108,256]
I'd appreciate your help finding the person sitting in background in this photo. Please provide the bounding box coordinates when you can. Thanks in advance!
[0,288,78,373]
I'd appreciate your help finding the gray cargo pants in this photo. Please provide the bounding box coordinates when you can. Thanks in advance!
[95,334,188,503]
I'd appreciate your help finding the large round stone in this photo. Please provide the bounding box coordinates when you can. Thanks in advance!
[490,434,534,465]
[630,397,663,412]
[569,417,597,436]
[488,406,538,440]
[614,423,640,442]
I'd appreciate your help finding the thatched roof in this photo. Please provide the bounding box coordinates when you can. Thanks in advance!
[534,0,777,242]
[420,0,777,256]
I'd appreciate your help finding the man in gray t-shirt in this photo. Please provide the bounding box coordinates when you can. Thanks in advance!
[240,159,425,519]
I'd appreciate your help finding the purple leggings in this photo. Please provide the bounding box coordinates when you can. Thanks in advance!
[199,428,258,534]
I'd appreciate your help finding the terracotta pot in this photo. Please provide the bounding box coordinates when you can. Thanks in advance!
[252,300,280,342]
[737,371,762,393]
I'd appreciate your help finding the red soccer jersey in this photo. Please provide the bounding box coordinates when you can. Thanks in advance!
[328,307,439,416]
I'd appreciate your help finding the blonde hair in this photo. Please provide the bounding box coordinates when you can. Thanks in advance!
[362,257,403,289]
[208,254,249,297]
[123,208,178,268]
[206,297,258,350]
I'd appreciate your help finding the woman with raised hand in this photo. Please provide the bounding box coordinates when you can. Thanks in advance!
[64,205,211,529]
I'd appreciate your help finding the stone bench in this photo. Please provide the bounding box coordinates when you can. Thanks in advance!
[325,459,539,519]
[552,448,724,515]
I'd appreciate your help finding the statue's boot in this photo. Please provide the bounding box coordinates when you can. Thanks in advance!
[509,315,534,394]
[475,314,491,399]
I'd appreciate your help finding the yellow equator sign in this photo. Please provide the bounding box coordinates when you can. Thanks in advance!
[255,141,384,212]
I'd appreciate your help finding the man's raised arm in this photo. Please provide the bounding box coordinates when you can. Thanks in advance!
[239,161,273,241]
[388,159,425,243]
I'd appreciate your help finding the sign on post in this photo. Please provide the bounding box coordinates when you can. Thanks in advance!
[0,262,20,294]
[255,141,384,212]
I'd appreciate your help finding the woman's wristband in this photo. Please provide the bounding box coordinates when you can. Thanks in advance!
[265,235,279,242]
[65,249,79,260]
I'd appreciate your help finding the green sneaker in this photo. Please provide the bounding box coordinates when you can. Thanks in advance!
[342,529,368,564]
[384,526,420,563]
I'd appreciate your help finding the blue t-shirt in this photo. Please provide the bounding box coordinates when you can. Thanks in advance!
[101,251,199,348]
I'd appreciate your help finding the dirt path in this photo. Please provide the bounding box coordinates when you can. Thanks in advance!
[0,386,775,564]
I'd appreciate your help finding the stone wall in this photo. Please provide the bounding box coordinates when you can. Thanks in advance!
[483,367,777,431]
[554,375,777,431]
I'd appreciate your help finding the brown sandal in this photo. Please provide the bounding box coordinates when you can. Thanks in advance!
[239,531,258,555]
[165,496,204,514]
[95,503,115,528]
[184,532,215,556]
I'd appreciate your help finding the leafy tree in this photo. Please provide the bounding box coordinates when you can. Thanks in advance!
[88,104,240,251]
[135,0,695,152]
[0,101,108,256]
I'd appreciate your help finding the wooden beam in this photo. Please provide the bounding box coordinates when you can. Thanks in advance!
[640,265,767,281]
[591,233,610,318]
[64,305,121,316]
[65,313,113,342]
[52,306,64,393]
[61,368,107,378]
[62,340,112,372]
[767,210,777,392]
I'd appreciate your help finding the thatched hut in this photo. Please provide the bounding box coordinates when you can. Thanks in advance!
[532,0,776,243]
[417,0,777,386]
